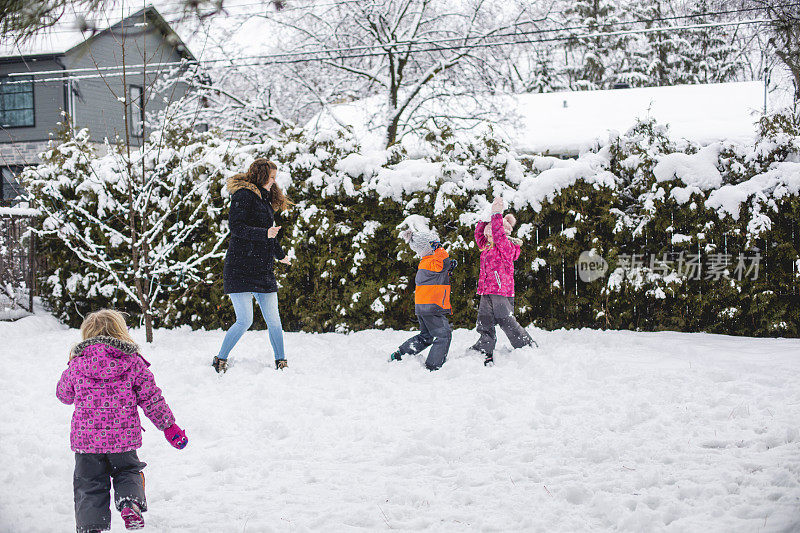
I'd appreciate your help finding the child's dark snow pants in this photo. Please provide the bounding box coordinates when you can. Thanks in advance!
[74,451,147,532]
[398,314,452,370]
[471,295,532,355]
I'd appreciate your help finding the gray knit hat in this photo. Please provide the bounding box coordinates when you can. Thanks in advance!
[400,229,440,258]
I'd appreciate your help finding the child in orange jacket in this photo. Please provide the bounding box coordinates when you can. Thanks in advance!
[389,229,456,370]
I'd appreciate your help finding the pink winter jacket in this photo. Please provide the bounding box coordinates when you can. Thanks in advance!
[475,213,521,297]
[56,336,176,454]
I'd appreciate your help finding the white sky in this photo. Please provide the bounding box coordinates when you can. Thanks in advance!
[0,1,284,59]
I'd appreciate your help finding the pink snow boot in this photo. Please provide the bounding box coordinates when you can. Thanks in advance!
[121,501,145,530]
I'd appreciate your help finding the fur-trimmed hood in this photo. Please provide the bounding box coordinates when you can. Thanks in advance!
[227,175,262,199]
[70,336,143,380]
[72,335,139,358]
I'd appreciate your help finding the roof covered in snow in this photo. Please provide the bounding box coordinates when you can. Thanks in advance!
[505,81,770,155]
[310,81,784,156]
[0,6,194,60]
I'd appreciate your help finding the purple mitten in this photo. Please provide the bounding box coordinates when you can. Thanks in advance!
[164,424,188,449]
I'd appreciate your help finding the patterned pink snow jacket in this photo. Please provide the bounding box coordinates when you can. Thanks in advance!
[56,336,176,454]
[475,213,521,297]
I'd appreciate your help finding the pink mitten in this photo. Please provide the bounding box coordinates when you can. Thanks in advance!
[491,196,504,214]
[164,424,188,449]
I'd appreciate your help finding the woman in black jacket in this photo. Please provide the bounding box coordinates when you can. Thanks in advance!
[212,159,292,373]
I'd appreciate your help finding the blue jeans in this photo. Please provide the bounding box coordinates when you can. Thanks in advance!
[217,292,285,361]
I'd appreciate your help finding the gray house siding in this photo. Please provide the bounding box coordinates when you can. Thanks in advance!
[65,15,190,147]
[0,8,194,204]
[0,57,67,146]
[0,8,192,154]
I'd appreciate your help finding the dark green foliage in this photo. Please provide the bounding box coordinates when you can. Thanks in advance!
[28,112,800,337]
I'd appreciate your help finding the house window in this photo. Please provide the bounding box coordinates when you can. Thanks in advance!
[1,166,24,206]
[130,85,143,137]
[0,76,34,128]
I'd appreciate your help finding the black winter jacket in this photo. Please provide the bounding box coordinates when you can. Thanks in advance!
[223,186,286,294]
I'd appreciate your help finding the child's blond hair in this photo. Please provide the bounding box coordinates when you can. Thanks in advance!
[70,309,136,360]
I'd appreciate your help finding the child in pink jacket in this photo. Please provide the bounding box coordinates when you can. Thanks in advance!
[57,309,187,532]
[471,197,536,366]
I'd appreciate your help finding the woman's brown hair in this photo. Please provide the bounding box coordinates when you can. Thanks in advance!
[245,158,292,212]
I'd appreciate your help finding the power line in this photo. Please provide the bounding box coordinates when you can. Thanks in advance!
[18,0,797,36]
[9,1,796,79]
[162,1,800,55]
[13,19,579,78]
[12,0,368,33]
[5,17,778,84]
[3,17,776,86]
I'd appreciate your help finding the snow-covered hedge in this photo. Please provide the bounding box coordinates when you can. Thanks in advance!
[25,111,800,336]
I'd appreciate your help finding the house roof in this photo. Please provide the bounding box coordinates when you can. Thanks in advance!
[309,81,785,156]
[504,81,770,155]
[0,6,194,61]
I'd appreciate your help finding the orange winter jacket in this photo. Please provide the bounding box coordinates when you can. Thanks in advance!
[414,247,453,316]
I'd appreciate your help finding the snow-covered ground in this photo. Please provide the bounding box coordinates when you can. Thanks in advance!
[1,313,799,532]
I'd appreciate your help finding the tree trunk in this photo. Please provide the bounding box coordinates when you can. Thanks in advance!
[386,118,399,147]
[776,50,800,103]
[119,7,154,343]
[386,52,400,147]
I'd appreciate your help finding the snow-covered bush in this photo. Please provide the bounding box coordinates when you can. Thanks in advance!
[599,110,800,336]
[24,119,232,331]
[26,110,800,337]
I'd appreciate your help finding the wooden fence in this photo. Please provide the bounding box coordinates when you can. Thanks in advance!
[0,210,37,318]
